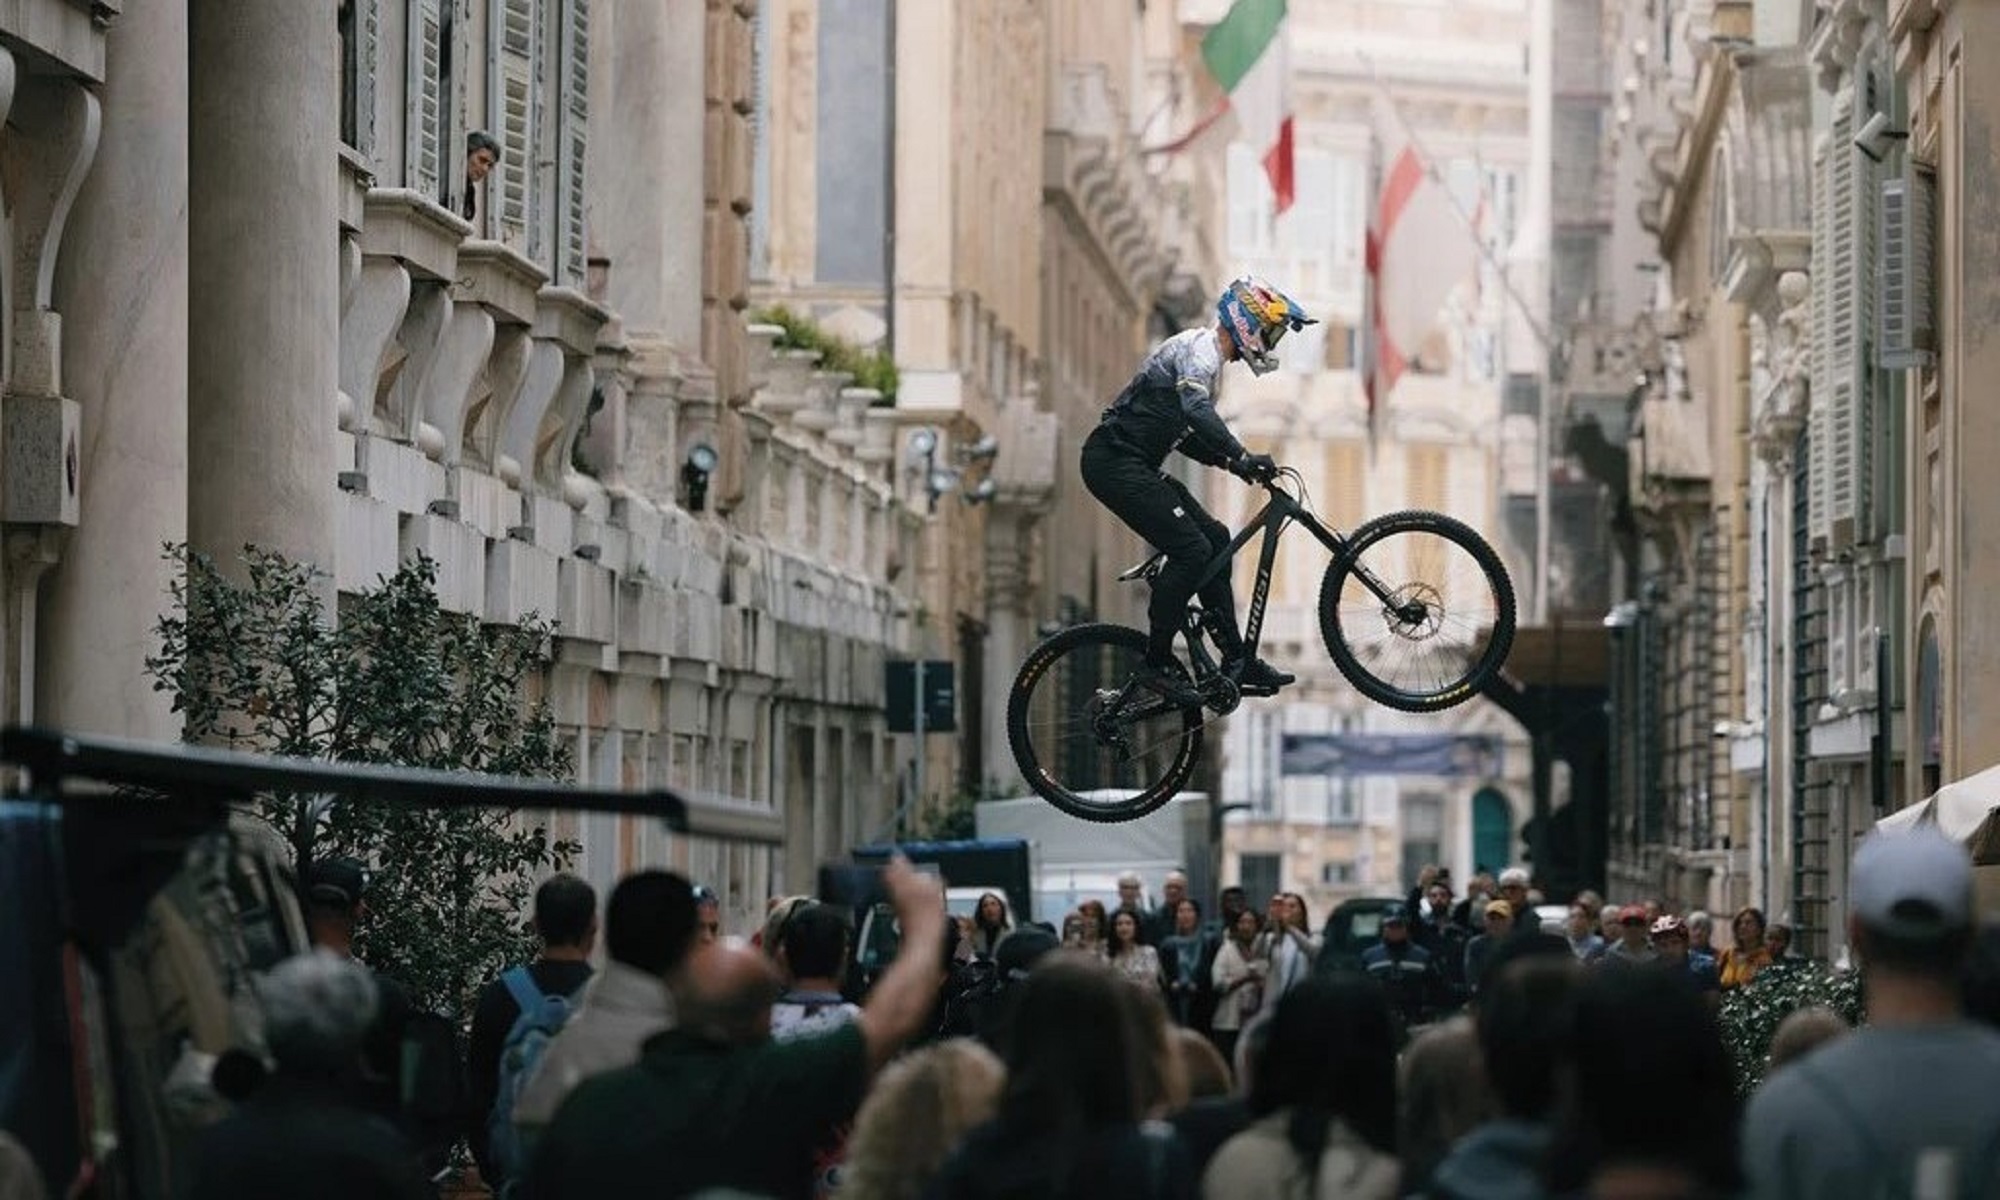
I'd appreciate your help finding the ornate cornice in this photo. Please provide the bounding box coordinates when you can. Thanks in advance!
[1044,63,1172,313]
[1810,0,1872,91]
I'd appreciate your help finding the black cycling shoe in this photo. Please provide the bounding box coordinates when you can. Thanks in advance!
[1134,660,1205,708]
[1224,655,1295,692]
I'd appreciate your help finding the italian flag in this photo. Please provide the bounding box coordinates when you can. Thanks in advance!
[1176,0,1295,213]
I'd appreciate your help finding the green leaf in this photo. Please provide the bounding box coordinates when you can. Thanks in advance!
[149,544,578,1019]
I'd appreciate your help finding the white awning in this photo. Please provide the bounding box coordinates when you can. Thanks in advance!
[1877,761,2000,865]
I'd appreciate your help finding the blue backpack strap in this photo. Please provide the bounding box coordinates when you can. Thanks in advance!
[501,965,542,1014]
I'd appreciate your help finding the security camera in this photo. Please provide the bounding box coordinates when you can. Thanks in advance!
[1853,111,1907,163]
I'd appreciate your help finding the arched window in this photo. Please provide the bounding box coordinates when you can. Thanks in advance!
[1472,787,1513,875]
[1708,141,1734,284]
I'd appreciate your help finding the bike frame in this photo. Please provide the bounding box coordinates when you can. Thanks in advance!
[1180,480,1404,674]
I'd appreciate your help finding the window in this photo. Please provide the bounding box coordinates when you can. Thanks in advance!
[1238,853,1282,908]
[730,739,752,799]
[338,0,369,154]
[1320,861,1357,886]
[1401,792,1444,891]
[1322,440,1366,532]
[1228,142,1275,258]
[1327,154,1365,295]
[1282,150,1335,294]
[1408,444,1447,512]
[1324,778,1359,825]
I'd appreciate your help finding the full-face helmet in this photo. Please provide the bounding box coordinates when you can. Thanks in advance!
[1217,276,1317,376]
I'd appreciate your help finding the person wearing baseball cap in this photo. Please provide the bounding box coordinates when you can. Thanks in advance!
[1463,900,1516,995]
[1604,905,1656,966]
[1744,826,2000,1199]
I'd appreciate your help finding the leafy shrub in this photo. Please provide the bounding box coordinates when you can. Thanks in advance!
[148,544,578,1019]
[752,304,898,404]
[1718,961,1866,1094]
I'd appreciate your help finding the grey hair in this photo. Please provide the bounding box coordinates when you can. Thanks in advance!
[467,129,502,160]
[261,949,379,1075]
[1498,867,1530,888]
[1687,909,1713,932]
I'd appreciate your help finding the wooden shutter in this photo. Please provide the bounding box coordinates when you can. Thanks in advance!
[557,0,589,286]
[1879,170,1938,370]
[406,0,445,197]
[1321,439,1366,532]
[492,0,538,249]
[1824,83,1871,551]
[354,0,381,161]
[1407,443,1447,512]
[1807,114,1833,549]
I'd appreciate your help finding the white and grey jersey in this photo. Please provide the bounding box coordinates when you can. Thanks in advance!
[1097,329,1244,469]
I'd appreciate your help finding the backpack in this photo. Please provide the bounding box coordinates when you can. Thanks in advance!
[486,967,578,1183]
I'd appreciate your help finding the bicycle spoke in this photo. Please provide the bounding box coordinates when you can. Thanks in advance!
[1318,512,1516,712]
[1006,624,1204,821]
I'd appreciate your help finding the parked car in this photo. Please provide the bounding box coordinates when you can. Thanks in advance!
[1317,896,1409,973]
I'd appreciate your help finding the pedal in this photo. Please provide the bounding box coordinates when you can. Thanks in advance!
[1237,682,1282,698]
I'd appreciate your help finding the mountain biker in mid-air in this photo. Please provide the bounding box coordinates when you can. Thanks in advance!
[1079,275,1317,702]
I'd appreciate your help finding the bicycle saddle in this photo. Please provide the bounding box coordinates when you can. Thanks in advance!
[1116,552,1168,582]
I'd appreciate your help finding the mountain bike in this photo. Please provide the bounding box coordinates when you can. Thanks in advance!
[1006,466,1516,823]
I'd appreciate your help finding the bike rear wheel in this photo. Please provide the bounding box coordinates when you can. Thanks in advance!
[1006,623,1204,823]
[1317,510,1516,712]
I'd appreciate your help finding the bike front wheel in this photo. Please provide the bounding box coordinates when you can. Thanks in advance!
[1317,510,1516,712]
[1006,623,1204,823]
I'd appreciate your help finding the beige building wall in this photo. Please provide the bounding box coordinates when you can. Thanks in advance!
[1899,0,2000,789]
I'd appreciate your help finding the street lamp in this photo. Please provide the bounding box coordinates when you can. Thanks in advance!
[681,441,718,512]
[907,427,1003,510]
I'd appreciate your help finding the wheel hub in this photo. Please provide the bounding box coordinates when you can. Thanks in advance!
[1382,582,1446,641]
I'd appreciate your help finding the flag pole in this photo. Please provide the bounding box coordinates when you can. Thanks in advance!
[1361,123,1381,457]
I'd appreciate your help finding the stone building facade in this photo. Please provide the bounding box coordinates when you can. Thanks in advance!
[1592,0,2000,957]
[13,0,938,934]
[750,0,1225,812]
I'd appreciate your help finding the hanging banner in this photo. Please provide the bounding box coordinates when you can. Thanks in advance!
[1279,733,1499,777]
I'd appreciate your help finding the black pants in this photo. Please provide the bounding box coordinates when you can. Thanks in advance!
[1081,427,1239,663]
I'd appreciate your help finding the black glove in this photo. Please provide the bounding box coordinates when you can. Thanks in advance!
[1233,452,1278,483]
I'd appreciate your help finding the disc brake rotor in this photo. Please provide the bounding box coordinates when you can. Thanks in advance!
[1381,582,1446,642]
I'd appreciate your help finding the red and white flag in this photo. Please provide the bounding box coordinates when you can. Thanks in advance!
[1363,99,1479,425]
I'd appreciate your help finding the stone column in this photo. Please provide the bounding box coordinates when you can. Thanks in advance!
[588,0,705,348]
[188,0,339,575]
[42,1,187,738]
[983,514,1033,790]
